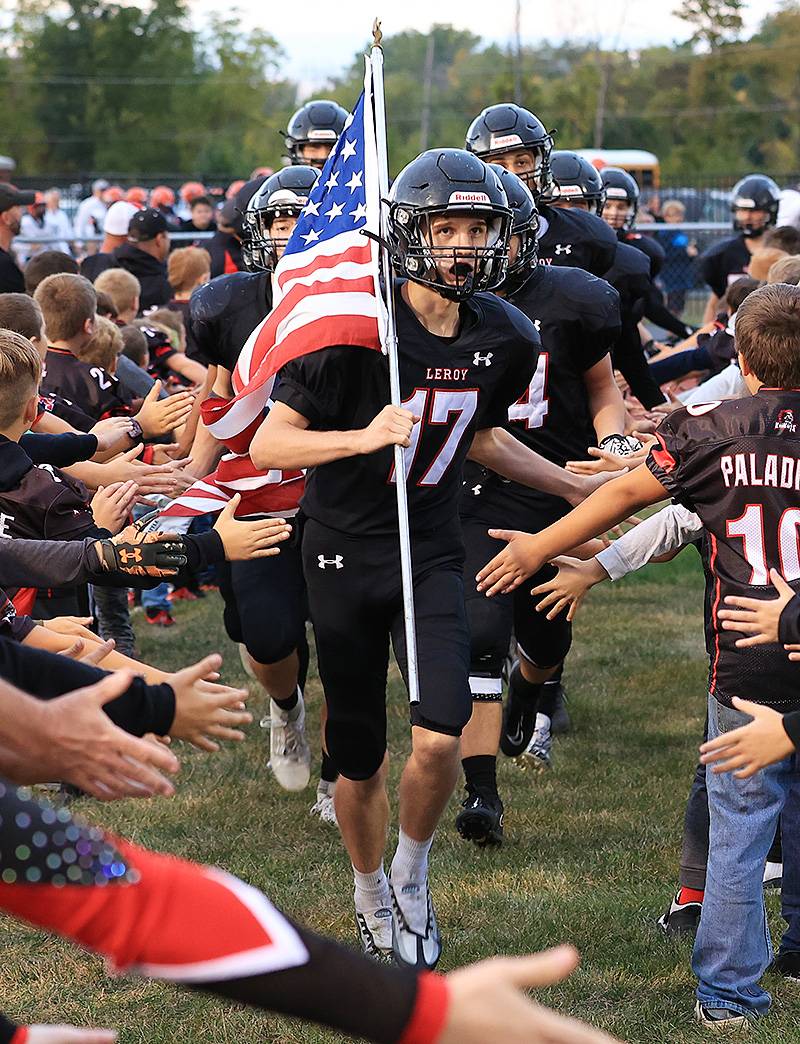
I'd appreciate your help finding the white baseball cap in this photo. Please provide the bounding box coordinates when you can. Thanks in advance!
[104,200,139,236]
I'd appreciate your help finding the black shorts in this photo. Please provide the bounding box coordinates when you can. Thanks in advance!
[302,518,471,780]
[462,518,571,694]
[219,540,307,666]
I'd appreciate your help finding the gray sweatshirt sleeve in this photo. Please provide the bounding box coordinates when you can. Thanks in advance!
[0,537,95,588]
[596,503,704,581]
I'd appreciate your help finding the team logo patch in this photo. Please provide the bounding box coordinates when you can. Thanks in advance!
[489,133,522,149]
[775,409,797,433]
[473,352,493,367]
[317,554,344,570]
[448,191,491,205]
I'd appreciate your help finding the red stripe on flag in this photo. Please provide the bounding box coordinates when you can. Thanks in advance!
[276,240,375,290]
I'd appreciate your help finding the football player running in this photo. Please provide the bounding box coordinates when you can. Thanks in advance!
[251,149,609,969]
[457,168,624,845]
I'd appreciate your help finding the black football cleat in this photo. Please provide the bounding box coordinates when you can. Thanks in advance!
[546,680,571,735]
[500,683,540,757]
[456,786,504,846]
[657,891,702,937]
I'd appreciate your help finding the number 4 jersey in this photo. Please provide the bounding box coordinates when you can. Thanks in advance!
[274,282,538,537]
[647,390,800,711]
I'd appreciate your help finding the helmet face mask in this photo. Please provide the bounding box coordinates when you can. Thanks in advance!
[465,104,555,200]
[600,168,640,231]
[241,167,319,273]
[388,150,512,301]
[730,175,780,237]
[540,151,606,216]
[284,99,348,168]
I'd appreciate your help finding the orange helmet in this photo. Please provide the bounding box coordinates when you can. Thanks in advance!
[28,191,45,214]
[250,166,274,180]
[125,186,148,206]
[180,180,206,204]
[150,185,175,209]
[103,185,124,204]
[225,179,246,200]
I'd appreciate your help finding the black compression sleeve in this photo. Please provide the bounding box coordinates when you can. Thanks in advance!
[612,324,667,408]
[642,286,690,339]
[203,921,422,1044]
[778,595,800,646]
[0,637,175,736]
[19,431,98,468]
[783,711,800,752]
[183,530,225,572]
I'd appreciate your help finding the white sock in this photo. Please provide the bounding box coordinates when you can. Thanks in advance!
[271,686,303,722]
[391,828,434,884]
[353,863,390,913]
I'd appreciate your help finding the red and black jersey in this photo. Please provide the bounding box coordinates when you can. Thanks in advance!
[41,347,133,421]
[699,234,752,299]
[35,391,95,432]
[462,264,621,530]
[537,205,618,277]
[275,283,538,537]
[647,390,800,711]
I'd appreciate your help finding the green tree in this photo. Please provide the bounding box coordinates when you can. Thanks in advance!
[675,0,745,50]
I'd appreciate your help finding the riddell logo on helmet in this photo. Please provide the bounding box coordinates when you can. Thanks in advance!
[557,184,583,197]
[734,197,756,208]
[449,191,491,205]
[490,133,522,149]
[308,129,336,141]
[775,409,797,433]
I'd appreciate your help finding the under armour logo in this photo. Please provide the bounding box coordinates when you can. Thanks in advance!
[119,548,142,565]
[532,318,541,331]
[473,352,493,367]
[554,243,572,255]
[471,484,482,496]
[318,554,344,570]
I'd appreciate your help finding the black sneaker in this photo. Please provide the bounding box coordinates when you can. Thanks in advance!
[693,1001,750,1031]
[546,680,571,735]
[657,891,702,936]
[455,786,504,846]
[500,683,540,757]
[771,950,800,984]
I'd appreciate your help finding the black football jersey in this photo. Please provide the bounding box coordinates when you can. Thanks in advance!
[275,284,538,537]
[699,234,751,298]
[189,272,272,373]
[41,348,133,421]
[537,206,618,277]
[647,390,800,711]
[622,230,665,278]
[461,265,621,530]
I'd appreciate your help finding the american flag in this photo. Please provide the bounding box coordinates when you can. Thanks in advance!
[162,59,384,520]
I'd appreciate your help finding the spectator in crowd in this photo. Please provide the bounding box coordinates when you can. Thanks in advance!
[110,208,172,311]
[94,267,140,324]
[17,193,49,267]
[125,186,148,207]
[181,196,216,236]
[767,254,800,285]
[103,185,124,205]
[120,324,149,370]
[746,246,787,281]
[79,314,124,372]
[80,200,139,282]
[167,245,210,362]
[206,176,264,277]
[0,183,35,293]
[73,178,109,250]
[150,185,182,229]
[654,199,698,315]
[777,185,800,228]
[42,188,74,255]
[762,224,800,255]
[176,181,206,222]
[134,316,206,388]
[23,249,78,295]
[95,289,119,320]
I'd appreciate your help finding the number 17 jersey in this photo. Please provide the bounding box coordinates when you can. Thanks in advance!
[647,389,800,711]
[274,283,538,537]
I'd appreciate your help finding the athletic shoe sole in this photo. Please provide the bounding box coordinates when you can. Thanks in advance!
[455,806,503,846]
[693,1001,751,1032]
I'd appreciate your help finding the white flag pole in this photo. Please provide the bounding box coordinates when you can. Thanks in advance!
[370,20,420,704]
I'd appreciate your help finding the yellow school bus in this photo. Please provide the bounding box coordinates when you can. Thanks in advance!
[573,149,660,189]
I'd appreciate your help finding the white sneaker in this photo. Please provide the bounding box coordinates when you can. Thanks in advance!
[388,874,441,969]
[763,861,782,889]
[355,905,393,962]
[521,712,552,770]
[268,696,311,792]
[310,782,338,826]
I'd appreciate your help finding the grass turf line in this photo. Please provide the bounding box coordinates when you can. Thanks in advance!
[2,548,799,1042]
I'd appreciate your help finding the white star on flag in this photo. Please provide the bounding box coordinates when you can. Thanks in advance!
[324,201,345,222]
[349,201,368,223]
[341,138,357,160]
[345,170,363,193]
[324,171,339,190]
[302,199,320,216]
[301,228,321,244]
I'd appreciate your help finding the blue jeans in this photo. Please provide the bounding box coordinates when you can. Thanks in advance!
[693,694,800,1017]
[142,582,170,613]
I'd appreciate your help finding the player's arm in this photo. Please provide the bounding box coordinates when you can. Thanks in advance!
[187,365,226,477]
[700,700,799,779]
[582,355,626,443]
[250,401,417,471]
[702,291,720,325]
[168,352,207,387]
[476,464,669,596]
[467,427,606,505]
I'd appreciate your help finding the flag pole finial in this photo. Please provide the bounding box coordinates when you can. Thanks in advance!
[372,18,383,47]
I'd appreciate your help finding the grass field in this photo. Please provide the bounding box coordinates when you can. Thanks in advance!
[4,547,800,1043]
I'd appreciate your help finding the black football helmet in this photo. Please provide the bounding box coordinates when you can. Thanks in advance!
[488,164,539,291]
[600,167,640,230]
[464,103,555,198]
[284,100,348,167]
[388,149,512,300]
[540,151,606,216]
[730,174,780,236]
[241,166,319,272]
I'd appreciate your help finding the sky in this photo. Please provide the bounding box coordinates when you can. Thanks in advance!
[189,0,785,91]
